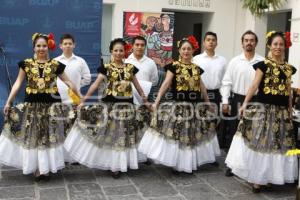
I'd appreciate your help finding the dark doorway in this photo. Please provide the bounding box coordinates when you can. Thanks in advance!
[162,10,204,60]
[193,23,202,55]
[267,11,292,61]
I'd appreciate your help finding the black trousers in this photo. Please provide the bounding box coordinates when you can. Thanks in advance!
[219,93,257,149]
[207,89,221,113]
[207,89,225,147]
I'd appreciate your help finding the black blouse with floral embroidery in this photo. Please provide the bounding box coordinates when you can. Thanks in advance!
[97,62,139,103]
[253,59,296,107]
[165,61,204,102]
[18,58,65,103]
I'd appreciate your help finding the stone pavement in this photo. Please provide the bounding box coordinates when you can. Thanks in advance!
[0,151,296,200]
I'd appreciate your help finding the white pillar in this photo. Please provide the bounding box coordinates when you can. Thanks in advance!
[249,13,268,56]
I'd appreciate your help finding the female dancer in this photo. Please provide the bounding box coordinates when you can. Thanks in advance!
[138,36,220,173]
[64,38,149,178]
[225,31,298,192]
[0,33,79,180]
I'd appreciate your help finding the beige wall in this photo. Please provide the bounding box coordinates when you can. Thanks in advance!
[280,0,300,87]
[232,0,300,87]
[103,0,243,60]
[102,0,300,87]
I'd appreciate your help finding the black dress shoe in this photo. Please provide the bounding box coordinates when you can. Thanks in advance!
[71,162,80,165]
[34,176,41,182]
[111,171,121,179]
[252,186,261,193]
[172,169,180,175]
[143,159,152,165]
[33,171,41,182]
[41,175,51,181]
[225,168,234,177]
[210,161,219,167]
[265,183,272,189]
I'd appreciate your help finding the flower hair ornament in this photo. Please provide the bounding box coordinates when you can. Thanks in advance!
[124,42,132,58]
[266,30,292,48]
[177,35,200,51]
[285,31,292,48]
[32,32,56,50]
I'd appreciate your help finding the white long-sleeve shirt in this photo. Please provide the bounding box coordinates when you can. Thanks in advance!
[55,54,91,103]
[193,51,227,90]
[220,53,264,104]
[125,53,158,86]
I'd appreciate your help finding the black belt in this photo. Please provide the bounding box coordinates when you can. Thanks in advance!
[232,93,245,98]
[232,93,257,102]
[207,89,220,93]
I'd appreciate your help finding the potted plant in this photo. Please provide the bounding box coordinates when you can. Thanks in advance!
[242,0,286,17]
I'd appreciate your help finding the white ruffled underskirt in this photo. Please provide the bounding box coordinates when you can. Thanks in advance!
[64,127,145,172]
[225,134,298,185]
[138,128,221,173]
[63,147,76,163]
[0,134,65,175]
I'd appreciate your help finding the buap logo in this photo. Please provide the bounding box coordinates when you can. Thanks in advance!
[93,1,101,10]
[3,36,19,53]
[74,39,97,53]
[4,0,18,7]
[93,43,100,51]
[28,39,32,48]
[28,0,60,6]
[69,0,86,11]
[74,42,82,52]
[0,57,19,66]
[129,13,139,26]
[42,17,54,29]
[65,20,97,31]
[0,17,30,26]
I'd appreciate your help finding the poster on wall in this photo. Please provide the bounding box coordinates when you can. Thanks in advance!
[123,11,175,68]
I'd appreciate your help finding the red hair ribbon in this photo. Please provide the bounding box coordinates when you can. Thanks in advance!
[47,33,56,50]
[285,31,292,48]
[124,42,132,58]
[187,35,199,51]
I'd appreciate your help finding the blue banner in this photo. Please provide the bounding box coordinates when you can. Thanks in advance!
[0,0,103,125]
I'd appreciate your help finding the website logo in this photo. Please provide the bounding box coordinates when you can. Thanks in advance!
[65,20,97,31]
[29,0,60,6]
[0,17,30,26]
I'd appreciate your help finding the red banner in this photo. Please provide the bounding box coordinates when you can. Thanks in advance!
[124,12,142,36]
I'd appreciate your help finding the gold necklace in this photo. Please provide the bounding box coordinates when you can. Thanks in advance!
[112,62,125,68]
[110,62,126,81]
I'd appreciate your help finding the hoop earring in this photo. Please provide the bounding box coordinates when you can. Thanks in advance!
[110,55,114,63]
